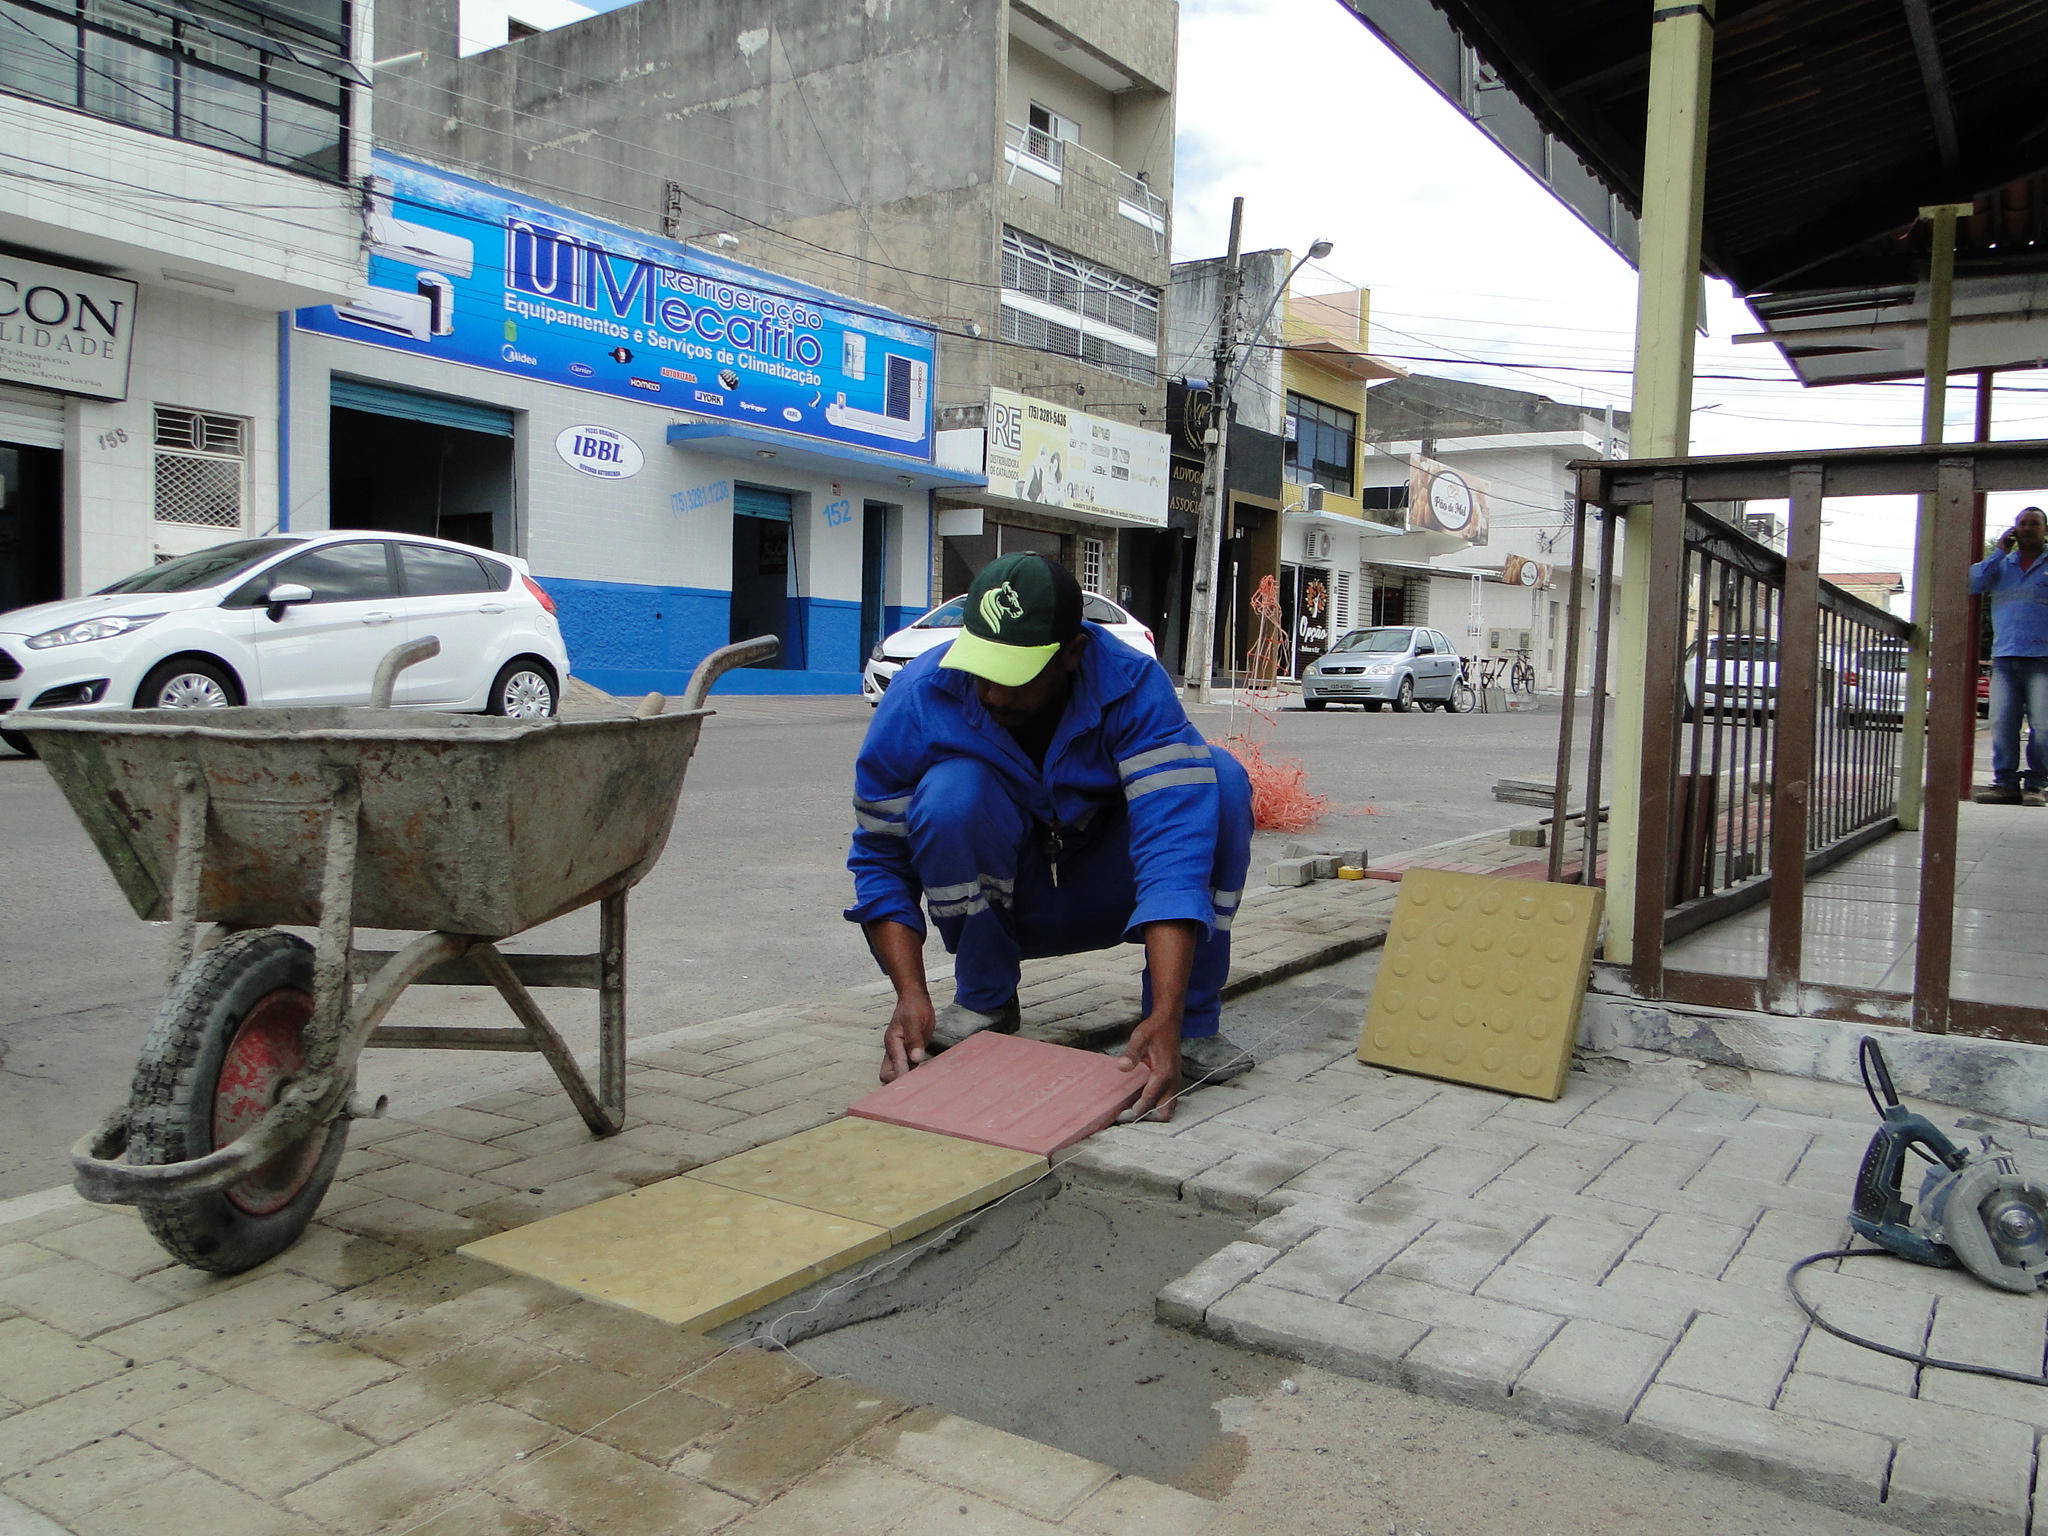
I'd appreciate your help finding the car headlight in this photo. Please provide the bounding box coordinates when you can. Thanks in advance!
[1304,661,1322,677]
[1363,663,1396,675]
[26,614,165,649]
[870,643,885,662]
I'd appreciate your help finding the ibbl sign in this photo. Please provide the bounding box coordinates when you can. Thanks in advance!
[297,153,936,460]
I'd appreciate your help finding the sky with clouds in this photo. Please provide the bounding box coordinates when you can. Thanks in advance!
[1170,0,2048,587]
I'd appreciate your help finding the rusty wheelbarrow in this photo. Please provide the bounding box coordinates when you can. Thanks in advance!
[14,635,776,1272]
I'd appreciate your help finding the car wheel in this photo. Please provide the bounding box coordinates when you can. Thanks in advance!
[1392,676,1416,712]
[1,729,36,758]
[1303,699,1327,712]
[487,658,557,718]
[137,657,239,711]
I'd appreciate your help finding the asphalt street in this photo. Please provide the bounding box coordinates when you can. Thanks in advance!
[0,691,1600,1198]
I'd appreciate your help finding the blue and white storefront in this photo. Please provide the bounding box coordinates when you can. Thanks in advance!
[286,152,982,693]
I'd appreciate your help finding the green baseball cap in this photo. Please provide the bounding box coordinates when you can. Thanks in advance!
[938,552,1085,687]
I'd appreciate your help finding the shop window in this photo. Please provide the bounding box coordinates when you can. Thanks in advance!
[153,407,245,529]
[1284,392,1356,498]
[1080,537,1103,594]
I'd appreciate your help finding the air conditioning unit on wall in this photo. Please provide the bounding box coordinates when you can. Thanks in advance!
[1306,529,1335,562]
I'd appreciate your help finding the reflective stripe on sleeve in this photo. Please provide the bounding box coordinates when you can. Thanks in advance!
[1117,741,1211,778]
[1124,765,1218,800]
[854,811,909,835]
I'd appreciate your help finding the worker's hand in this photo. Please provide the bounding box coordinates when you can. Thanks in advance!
[880,991,936,1083]
[1116,1011,1183,1123]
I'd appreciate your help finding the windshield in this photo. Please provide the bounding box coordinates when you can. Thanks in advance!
[1330,628,1413,654]
[96,538,303,595]
[914,598,967,628]
[1707,637,1779,662]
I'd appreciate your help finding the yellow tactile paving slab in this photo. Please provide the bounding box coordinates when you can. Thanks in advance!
[460,1177,890,1331]
[683,1118,1048,1242]
[1359,868,1603,1101]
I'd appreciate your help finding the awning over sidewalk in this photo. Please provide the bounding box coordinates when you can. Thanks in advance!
[666,422,989,492]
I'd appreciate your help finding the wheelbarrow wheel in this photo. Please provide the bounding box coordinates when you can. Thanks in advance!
[129,930,349,1273]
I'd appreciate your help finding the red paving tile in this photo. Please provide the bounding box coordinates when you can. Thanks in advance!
[846,1032,1145,1156]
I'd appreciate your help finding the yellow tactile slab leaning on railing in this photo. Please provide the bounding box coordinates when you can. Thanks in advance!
[460,1119,1048,1330]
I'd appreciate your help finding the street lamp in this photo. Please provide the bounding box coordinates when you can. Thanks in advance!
[1183,233,1335,703]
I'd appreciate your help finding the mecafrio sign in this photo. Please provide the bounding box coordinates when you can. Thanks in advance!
[0,253,138,401]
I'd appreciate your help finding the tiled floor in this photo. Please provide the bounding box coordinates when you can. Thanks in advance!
[1662,802,2048,1005]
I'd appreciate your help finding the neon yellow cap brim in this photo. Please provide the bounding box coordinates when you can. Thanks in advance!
[937,629,1060,687]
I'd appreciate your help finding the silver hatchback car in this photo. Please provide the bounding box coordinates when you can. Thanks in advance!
[1302,626,1465,711]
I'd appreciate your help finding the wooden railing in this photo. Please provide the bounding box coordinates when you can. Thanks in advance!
[1562,440,2048,1045]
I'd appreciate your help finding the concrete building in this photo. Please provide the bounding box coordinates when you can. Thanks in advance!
[1358,375,1628,692]
[0,0,368,609]
[372,0,1180,637]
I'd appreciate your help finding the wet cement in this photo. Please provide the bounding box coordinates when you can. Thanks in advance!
[789,1183,1284,1486]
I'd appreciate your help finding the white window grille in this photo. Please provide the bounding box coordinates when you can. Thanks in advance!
[1333,569,1353,631]
[1000,228,1160,385]
[1080,537,1104,594]
[154,408,246,529]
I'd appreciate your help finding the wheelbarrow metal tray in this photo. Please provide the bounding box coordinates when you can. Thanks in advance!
[20,707,709,937]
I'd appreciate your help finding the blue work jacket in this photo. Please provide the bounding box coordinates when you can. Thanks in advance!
[845,622,1223,942]
[1970,549,2048,657]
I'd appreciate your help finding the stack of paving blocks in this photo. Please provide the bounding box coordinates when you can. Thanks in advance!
[462,1035,1143,1331]
[1267,840,1368,887]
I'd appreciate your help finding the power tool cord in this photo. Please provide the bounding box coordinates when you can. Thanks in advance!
[1786,1248,2048,1386]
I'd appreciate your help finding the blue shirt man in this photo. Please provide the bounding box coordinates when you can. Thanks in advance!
[1970,505,2048,805]
[846,552,1255,1123]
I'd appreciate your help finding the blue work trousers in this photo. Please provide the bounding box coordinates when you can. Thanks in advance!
[904,754,1254,1038]
[1990,655,2048,791]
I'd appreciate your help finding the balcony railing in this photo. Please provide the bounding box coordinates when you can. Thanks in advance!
[1002,122,1170,253]
[1003,120,1063,185]
[0,0,356,180]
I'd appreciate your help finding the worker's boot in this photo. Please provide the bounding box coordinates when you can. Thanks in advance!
[929,996,1021,1052]
[1976,783,2024,804]
[1179,1033,1255,1088]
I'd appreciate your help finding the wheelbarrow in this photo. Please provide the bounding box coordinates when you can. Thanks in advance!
[14,635,777,1273]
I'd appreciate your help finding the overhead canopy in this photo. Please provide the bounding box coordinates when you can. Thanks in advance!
[1340,0,2048,383]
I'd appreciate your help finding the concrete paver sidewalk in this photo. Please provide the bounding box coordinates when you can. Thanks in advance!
[0,1012,1213,1536]
[0,821,1456,1536]
[1060,1040,2048,1536]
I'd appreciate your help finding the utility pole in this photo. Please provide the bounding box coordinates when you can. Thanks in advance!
[1183,196,1243,704]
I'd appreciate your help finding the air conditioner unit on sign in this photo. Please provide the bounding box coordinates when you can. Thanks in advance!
[825,352,928,442]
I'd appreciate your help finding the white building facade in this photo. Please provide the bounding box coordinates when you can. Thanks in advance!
[0,0,369,610]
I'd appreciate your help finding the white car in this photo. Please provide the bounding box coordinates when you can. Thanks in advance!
[863,591,1157,704]
[1,531,569,756]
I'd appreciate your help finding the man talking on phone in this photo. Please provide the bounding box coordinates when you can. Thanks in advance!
[1972,505,2048,805]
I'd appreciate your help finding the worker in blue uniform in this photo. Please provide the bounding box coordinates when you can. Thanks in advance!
[846,551,1255,1123]
[1973,505,2048,806]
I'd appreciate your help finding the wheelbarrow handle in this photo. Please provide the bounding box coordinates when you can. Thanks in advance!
[369,636,441,709]
[676,636,781,713]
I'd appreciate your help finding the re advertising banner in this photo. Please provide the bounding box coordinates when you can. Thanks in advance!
[1407,455,1491,545]
[985,387,1169,527]
[0,252,136,400]
[296,153,936,461]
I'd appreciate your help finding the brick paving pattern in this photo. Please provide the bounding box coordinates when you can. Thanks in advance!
[1059,1043,2048,1536]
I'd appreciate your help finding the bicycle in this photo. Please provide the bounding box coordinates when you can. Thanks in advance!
[1448,657,1479,714]
[1509,649,1536,694]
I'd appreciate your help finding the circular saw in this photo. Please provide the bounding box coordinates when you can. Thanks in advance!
[1849,1038,2048,1294]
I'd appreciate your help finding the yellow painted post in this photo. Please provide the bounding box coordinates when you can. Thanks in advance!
[1607,0,1715,964]
[1898,202,1973,830]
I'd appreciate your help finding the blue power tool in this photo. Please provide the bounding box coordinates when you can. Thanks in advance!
[1850,1038,2048,1293]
